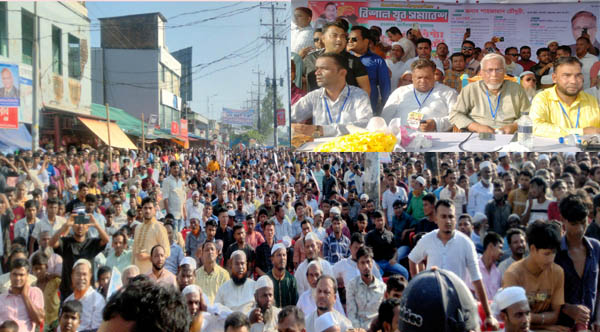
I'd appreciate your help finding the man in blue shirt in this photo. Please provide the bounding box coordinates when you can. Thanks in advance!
[347,25,391,114]
[556,194,600,330]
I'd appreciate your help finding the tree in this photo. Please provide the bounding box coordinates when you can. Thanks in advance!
[258,87,284,140]
[231,130,265,146]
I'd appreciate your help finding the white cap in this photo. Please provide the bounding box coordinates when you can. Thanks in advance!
[491,286,528,317]
[227,210,236,217]
[538,154,550,162]
[192,191,200,196]
[304,232,319,243]
[415,176,426,186]
[498,152,508,159]
[315,210,324,217]
[360,194,369,200]
[480,161,492,170]
[391,41,405,52]
[519,71,534,78]
[315,311,339,332]
[205,182,212,187]
[330,207,341,216]
[180,256,197,271]
[546,40,558,47]
[282,236,292,248]
[255,275,274,293]
[189,213,201,221]
[73,258,92,271]
[271,243,286,256]
[473,212,487,224]
[129,185,137,191]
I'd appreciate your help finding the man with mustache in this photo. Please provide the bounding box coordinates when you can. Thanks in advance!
[249,276,281,332]
[146,244,177,288]
[64,259,105,332]
[498,228,527,277]
[450,53,530,134]
[531,56,600,138]
[215,250,256,314]
[409,199,499,330]
[292,52,372,137]
[519,71,538,102]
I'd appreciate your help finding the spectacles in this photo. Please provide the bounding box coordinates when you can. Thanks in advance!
[348,37,359,43]
[524,78,536,82]
[313,38,320,42]
[482,68,505,74]
[462,46,474,51]
[507,53,519,57]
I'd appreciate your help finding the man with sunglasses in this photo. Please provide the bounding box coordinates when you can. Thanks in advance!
[520,71,538,102]
[504,47,524,77]
[462,40,480,76]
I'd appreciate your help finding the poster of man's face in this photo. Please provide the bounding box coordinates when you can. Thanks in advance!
[572,10,598,44]
[1,69,14,91]
[0,65,19,102]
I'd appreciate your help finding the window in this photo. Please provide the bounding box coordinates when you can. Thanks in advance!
[52,26,62,74]
[0,3,7,57]
[21,10,33,65]
[68,34,80,79]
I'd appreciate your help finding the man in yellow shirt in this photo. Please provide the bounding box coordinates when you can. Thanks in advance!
[207,155,220,173]
[531,56,600,138]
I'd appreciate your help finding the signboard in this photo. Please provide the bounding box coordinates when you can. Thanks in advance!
[0,64,20,107]
[221,108,255,126]
[306,1,600,60]
[171,121,180,136]
[276,109,286,126]
[0,107,18,129]
[180,119,188,138]
[161,89,182,111]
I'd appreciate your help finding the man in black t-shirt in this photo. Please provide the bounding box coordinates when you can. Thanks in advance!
[365,210,409,279]
[49,212,109,301]
[303,21,370,94]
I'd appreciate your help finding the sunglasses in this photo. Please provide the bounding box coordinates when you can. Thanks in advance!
[462,46,474,51]
[348,37,359,43]
[507,53,519,57]
[313,38,320,42]
[524,78,537,82]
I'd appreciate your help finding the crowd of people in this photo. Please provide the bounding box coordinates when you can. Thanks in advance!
[291,7,600,139]
[2,145,600,331]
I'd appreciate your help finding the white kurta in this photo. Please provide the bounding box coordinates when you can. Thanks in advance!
[294,258,334,296]
[296,288,346,318]
[305,309,353,332]
[214,279,256,314]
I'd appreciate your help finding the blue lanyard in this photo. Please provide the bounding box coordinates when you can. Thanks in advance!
[413,88,434,109]
[558,102,580,129]
[323,86,351,124]
[486,90,502,120]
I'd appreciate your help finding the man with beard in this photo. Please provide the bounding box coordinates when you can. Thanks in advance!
[484,180,511,237]
[409,199,499,330]
[293,52,372,137]
[467,161,494,216]
[176,256,196,291]
[517,46,537,72]
[297,261,345,316]
[182,285,208,332]
[345,246,385,329]
[215,250,256,314]
[225,223,256,273]
[498,228,527,277]
[294,232,334,295]
[520,71,538,102]
[267,243,298,308]
[249,276,281,332]
[146,244,177,288]
[530,48,553,88]
[304,276,352,332]
[450,53,529,134]
[492,287,532,332]
[531,56,600,138]
[502,221,563,331]
[555,194,600,330]
[64,259,105,332]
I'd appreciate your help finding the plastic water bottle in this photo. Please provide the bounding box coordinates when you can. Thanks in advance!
[518,112,533,150]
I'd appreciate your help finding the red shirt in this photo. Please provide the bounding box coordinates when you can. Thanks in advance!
[517,59,536,72]
[291,85,307,106]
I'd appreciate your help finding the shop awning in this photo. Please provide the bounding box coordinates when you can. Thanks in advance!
[0,124,32,153]
[78,117,138,150]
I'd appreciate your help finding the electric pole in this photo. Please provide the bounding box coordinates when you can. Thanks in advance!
[32,3,39,151]
[252,67,264,130]
[260,2,286,148]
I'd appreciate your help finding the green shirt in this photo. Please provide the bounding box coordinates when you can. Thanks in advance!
[407,191,427,221]
[267,270,298,308]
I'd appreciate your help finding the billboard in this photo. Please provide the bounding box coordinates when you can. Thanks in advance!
[221,108,255,126]
[277,109,286,126]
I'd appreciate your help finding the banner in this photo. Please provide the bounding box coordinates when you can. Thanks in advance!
[18,66,31,124]
[171,121,180,136]
[305,1,600,59]
[221,108,255,126]
[0,107,18,129]
[180,119,188,138]
[0,64,20,107]
[276,109,286,126]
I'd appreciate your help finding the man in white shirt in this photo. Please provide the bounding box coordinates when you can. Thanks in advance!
[385,42,406,89]
[297,260,345,316]
[304,276,352,332]
[185,191,204,229]
[467,161,494,216]
[381,174,408,227]
[294,232,333,295]
[292,7,315,55]
[162,161,186,232]
[64,259,105,331]
[214,250,256,314]
[382,59,457,132]
[332,233,381,288]
[408,199,499,330]
[576,36,599,88]
[439,168,467,214]
[400,38,444,78]
[292,53,373,137]
[521,176,552,225]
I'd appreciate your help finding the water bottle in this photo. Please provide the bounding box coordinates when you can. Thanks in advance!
[518,112,533,150]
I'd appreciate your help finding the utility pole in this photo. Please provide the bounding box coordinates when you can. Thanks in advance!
[31,3,39,151]
[260,2,286,148]
[252,67,264,130]
[286,46,291,147]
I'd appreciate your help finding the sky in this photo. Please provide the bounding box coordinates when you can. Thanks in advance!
[87,1,290,122]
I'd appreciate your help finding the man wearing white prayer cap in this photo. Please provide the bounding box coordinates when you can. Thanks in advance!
[315,312,341,332]
[467,160,494,216]
[492,287,531,332]
[177,256,197,291]
[248,275,280,332]
[184,284,228,332]
[214,250,256,314]
[294,232,335,295]
[297,261,345,317]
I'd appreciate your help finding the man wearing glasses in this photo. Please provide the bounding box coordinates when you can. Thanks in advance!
[519,71,538,102]
[462,40,480,76]
[450,53,530,134]
[530,56,600,138]
[504,47,524,77]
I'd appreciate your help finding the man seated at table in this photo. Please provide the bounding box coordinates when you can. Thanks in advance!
[530,56,600,138]
[381,59,458,132]
[292,52,373,137]
[449,53,530,134]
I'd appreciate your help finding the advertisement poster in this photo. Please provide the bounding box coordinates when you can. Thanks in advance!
[276,109,286,126]
[221,108,255,126]
[304,1,600,58]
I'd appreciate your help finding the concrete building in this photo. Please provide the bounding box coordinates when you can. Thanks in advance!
[91,12,183,130]
[0,2,93,148]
